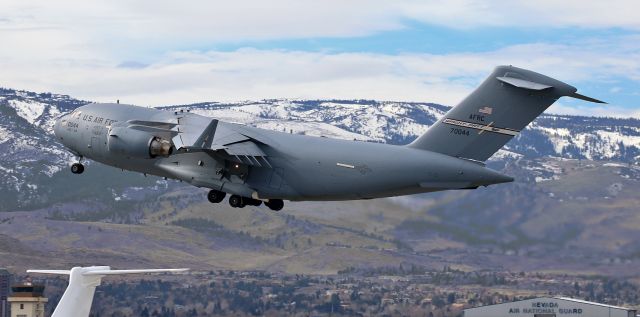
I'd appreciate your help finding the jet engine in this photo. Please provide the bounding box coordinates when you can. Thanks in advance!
[108,127,173,159]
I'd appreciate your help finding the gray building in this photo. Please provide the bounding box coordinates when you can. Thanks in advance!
[464,296,636,317]
[0,269,10,317]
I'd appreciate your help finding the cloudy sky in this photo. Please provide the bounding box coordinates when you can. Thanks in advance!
[1,0,639,117]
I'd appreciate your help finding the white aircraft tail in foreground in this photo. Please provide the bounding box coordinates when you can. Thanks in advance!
[28,266,189,317]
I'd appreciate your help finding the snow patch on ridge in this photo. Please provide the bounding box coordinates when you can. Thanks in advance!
[8,99,46,125]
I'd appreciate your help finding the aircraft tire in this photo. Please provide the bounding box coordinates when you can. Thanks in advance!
[71,163,84,174]
[229,195,245,208]
[265,199,284,211]
[207,190,226,203]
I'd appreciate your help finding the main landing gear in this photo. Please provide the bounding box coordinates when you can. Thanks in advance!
[264,199,284,211]
[206,190,284,211]
[229,195,262,208]
[71,163,84,174]
[207,190,226,203]
[70,156,85,174]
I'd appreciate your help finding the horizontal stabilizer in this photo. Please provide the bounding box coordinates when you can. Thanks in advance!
[83,268,189,276]
[27,270,71,275]
[569,92,607,104]
[496,76,552,90]
[28,268,188,276]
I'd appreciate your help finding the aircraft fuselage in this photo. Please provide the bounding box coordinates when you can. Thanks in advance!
[53,103,512,201]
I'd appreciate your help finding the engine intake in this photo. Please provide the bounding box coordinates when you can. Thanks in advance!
[108,127,173,159]
[149,137,173,158]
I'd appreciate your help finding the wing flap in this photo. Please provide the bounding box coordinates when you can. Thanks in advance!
[223,140,270,167]
[224,140,266,157]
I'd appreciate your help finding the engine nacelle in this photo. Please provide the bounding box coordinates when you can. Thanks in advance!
[108,127,173,159]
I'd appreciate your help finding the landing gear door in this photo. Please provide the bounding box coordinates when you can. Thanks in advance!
[90,137,100,155]
[90,126,107,157]
[269,168,284,189]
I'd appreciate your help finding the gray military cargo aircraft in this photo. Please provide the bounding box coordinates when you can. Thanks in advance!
[53,66,603,211]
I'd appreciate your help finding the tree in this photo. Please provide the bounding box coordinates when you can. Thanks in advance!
[330,293,341,313]
[447,293,456,304]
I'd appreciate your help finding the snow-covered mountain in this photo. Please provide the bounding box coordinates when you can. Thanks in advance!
[0,89,86,206]
[163,99,640,162]
[1,87,639,210]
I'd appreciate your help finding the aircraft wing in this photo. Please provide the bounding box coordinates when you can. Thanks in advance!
[117,113,273,167]
[197,123,273,167]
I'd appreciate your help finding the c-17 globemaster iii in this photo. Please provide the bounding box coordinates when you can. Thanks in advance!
[53,66,604,211]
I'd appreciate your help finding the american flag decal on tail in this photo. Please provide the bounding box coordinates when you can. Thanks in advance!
[478,106,493,115]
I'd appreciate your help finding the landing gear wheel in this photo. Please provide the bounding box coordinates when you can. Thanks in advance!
[229,195,246,208]
[71,163,84,174]
[265,199,284,211]
[207,190,226,203]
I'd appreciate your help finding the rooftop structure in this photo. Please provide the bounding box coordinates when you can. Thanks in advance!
[7,283,47,317]
[464,296,636,317]
[0,269,10,317]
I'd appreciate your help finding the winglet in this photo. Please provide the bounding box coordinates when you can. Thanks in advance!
[569,92,607,104]
[192,119,219,149]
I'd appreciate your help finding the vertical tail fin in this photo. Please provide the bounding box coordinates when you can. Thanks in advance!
[28,266,188,317]
[409,65,605,161]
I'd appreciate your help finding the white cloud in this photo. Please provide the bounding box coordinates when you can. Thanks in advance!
[2,0,640,52]
[548,103,640,119]
[1,39,637,116]
[400,0,640,30]
[0,0,639,117]
[1,0,405,55]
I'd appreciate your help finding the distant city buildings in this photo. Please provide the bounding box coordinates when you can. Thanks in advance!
[0,269,10,317]
[7,284,47,317]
